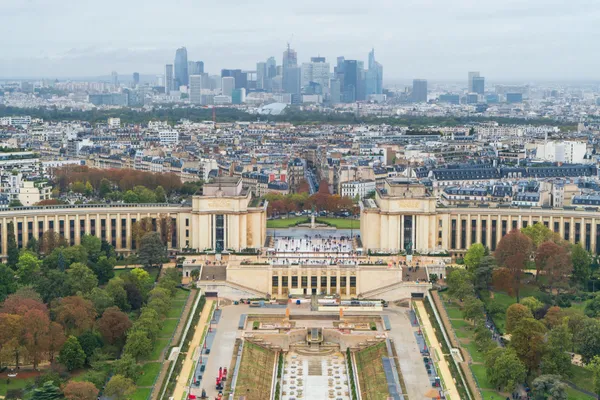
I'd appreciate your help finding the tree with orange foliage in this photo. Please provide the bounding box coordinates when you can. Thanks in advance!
[536,241,572,292]
[494,229,532,301]
[63,381,99,400]
[53,296,96,336]
[22,309,51,369]
[97,307,132,345]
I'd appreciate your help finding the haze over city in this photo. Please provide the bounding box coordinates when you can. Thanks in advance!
[2,0,599,80]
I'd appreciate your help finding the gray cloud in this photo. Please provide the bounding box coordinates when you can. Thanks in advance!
[0,0,599,81]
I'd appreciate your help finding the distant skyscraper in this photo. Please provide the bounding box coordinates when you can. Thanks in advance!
[282,44,301,95]
[366,49,383,96]
[132,72,140,86]
[301,57,330,92]
[174,47,188,88]
[472,76,485,95]
[189,75,203,104]
[221,69,247,89]
[468,71,480,92]
[256,62,267,90]
[221,77,235,97]
[266,57,277,78]
[330,78,341,104]
[412,79,428,103]
[165,64,174,93]
[342,60,359,102]
[197,61,204,74]
[111,71,118,86]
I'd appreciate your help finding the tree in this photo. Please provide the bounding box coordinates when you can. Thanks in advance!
[123,190,139,203]
[511,318,547,373]
[131,217,153,246]
[543,306,564,329]
[531,375,568,400]
[155,186,166,202]
[39,230,67,256]
[98,178,112,198]
[44,245,87,270]
[464,243,486,272]
[1,289,47,315]
[6,221,18,269]
[81,234,102,263]
[586,294,600,317]
[124,283,144,310]
[494,229,532,301]
[63,381,99,400]
[66,263,98,295]
[124,330,152,361]
[572,243,592,285]
[86,287,114,315]
[137,232,165,267]
[0,264,17,302]
[473,256,495,291]
[112,354,142,382]
[104,375,136,400]
[522,222,558,250]
[26,236,39,254]
[15,251,42,285]
[520,296,544,314]
[34,269,71,303]
[577,318,600,363]
[97,307,132,344]
[106,277,130,311]
[446,268,474,301]
[77,331,102,364]
[485,347,527,392]
[91,256,115,285]
[132,308,161,341]
[536,242,572,292]
[22,309,51,369]
[0,313,22,369]
[586,355,600,398]
[506,303,533,334]
[28,381,63,400]
[53,296,96,335]
[541,324,572,377]
[47,322,66,363]
[58,336,86,371]
[563,308,586,352]
[463,296,484,323]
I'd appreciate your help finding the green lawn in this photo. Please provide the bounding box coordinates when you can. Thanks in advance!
[449,319,471,330]
[167,301,186,318]
[565,386,595,400]
[130,387,152,400]
[316,217,360,229]
[481,390,509,400]
[173,289,189,301]
[569,364,595,393]
[159,319,179,338]
[445,306,464,319]
[267,217,309,228]
[462,341,486,364]
[138,362,161,387]
[0,377,35,396]
[114,267,160,281]
[470,364,493,389]
[142,338,170,361]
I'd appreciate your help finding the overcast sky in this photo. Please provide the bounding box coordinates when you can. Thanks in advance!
[1,0,599,82]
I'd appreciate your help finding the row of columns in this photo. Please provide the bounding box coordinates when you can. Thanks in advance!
[269,269,356,296]
[450,213,599,252]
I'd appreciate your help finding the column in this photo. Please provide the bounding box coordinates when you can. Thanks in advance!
[345,271,351,296]
[326,270,331,294]
[466,214,472,246]
[2,218,7,256]
[317,269,322,294]
[411,215,416,249]
[592,218,597,254]
[126,214,132,250]
[106,215,112,245]
[476,214,482,243]
[456,214,462,250]
[486,215,492,247]
[570,217,575,244]
[336,270,341,295]
[22,217,29,248]
[116,214,122,250]
[33,215,39,240]
[278,271,283,297]
[400,215,404,251]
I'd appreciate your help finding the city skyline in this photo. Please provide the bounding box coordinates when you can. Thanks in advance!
[2,0,599,80]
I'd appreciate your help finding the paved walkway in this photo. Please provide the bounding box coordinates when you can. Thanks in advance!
[415,300,459,400]
[172,299,215,400]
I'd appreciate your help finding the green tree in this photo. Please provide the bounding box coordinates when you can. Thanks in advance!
[154,186,166,202]
[33,269,71,303]
[572,243,592,285]
[104,375,136,400]
[81,234,102,263]
[541,324,573,377]
[58,336,86,371]
[66,263,98,295]
[16,251,42,285]
[85,287,114,315]
[26,236,39,254]
[506,303,533,333]
[91,256,116,285]
[123,330,152,361]
[446,268,474,301]
[463,296,484,323]
[112,354,142,382]
[585,293,600,317]
[473,255,495,291]
[6,221,18,269]
[133,185,157,203]
[137,232,165,267]
[106,277,130,311]
[77,331,102,365]
[0,264,17,302]
[98,178,112,198]
[522,222,557,249]
[586,355,600,398]
[464,243,486,272]
[44,245,88,269]
[576,318,600,363]
[123,190,139,203]
[511,318,547,373]
[520,296,544,314]
[485,347,527,392]
[531,375,568,400]
[28,381,63,400]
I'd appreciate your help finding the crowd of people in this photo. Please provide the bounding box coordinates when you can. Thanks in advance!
[273,234,354,254]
